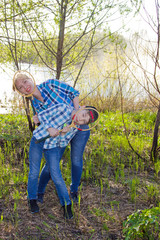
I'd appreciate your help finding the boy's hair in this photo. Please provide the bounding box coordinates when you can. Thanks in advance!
[85,106,99,124]
[12,73,29,91]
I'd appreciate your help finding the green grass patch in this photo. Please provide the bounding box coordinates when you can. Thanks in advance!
[0,110,160,239]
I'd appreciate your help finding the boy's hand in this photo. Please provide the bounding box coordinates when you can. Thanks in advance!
[47,128,59,137]
[60,125,70,135]
[79,105,86,110]
[33,114,40,125]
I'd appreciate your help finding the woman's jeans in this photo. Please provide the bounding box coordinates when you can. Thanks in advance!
[28,125,90,206]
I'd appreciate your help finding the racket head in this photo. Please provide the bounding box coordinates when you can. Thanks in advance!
[72,106,100,131]
[13,70,36,97]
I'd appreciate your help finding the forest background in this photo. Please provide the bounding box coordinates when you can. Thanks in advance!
[0,0,160,239]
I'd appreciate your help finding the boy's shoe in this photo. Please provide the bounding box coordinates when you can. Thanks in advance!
[70,191,78,203]
[37,193,44,203]
[63,204,73,219]
[28,199,39,213]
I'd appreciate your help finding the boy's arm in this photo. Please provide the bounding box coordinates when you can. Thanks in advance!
[47,128,59,137]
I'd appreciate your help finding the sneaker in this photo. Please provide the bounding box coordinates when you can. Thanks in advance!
[28,199,39,213]
[37,193,44,203]
[63,204,73,219]
[70,191,78,203]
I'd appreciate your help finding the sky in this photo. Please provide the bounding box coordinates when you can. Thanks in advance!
[111,0,157,40]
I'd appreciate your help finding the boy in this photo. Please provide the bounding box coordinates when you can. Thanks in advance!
[33,103,98,145]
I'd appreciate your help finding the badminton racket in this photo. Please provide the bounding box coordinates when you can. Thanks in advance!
[13,70,36,97]
[13,70,40,126]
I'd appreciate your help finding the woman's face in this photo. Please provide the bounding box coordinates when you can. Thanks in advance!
[15,78,35,95]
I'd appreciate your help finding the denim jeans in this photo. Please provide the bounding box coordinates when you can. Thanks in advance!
[28,136,71,206]
[38,125,90,200]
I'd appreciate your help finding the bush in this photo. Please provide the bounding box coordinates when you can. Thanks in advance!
[123,207,160,240]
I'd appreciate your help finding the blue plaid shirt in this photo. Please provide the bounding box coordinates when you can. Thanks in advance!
[32,79,79,149]
[32,79,79,113]
[33,104,78,149]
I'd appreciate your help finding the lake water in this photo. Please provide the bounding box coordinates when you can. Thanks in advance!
[0,64,56,114]
[0,62,150,114]
[0,63,85,114]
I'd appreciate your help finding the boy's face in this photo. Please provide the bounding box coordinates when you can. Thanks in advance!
[15,78,35,95]
[73,109,90,125]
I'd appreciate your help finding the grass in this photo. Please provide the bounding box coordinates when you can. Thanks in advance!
[0,110,160,239]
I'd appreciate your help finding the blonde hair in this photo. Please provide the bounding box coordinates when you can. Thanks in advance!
[13,73,29,91]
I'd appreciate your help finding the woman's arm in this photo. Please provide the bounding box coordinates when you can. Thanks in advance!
[72,96,79,110]
[49,79,80,101]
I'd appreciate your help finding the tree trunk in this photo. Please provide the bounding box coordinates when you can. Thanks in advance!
[150,102,160,161]
[56,0,68,79]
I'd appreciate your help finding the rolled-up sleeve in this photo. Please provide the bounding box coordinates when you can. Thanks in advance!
[49,79,80,101]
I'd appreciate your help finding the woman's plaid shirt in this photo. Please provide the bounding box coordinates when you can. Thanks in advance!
[32,79,80,113]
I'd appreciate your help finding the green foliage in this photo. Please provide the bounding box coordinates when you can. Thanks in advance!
[123,207,160,240]
[154,160,160,178]
[89,207,115,222]
[0,110,157,189]
[125,177,140,202]
[145,183,160,204]
[0,108,160,239]
[0,114,31,141]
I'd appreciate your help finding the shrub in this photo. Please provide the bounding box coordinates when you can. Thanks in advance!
[123,207,160,240]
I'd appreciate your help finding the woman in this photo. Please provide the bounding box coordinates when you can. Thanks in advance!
[13,74,90,219]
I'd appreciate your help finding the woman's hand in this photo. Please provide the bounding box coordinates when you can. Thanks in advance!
[33,114,40,125]
[47,128,59,137]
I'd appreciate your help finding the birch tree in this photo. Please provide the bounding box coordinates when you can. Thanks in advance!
[13,0,142,83]
[117,0,160,161]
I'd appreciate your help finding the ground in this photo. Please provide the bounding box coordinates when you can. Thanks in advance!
[0,176,151,240]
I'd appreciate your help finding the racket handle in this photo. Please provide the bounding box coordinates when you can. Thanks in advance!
[35,123,72,143]
[35,135,50,143]
[59,123,67,132]
[35,128,62,143]
[30,99,40,126]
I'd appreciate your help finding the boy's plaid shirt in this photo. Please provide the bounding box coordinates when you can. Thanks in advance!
[32,79,80,113]
[33,104,78,149]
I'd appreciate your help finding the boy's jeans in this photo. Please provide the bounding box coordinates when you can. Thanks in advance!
[28,137,70,206]
[38,125,90,202]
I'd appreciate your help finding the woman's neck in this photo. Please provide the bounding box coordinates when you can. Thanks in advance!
[33,87,44,102]
[71,110,76,119]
